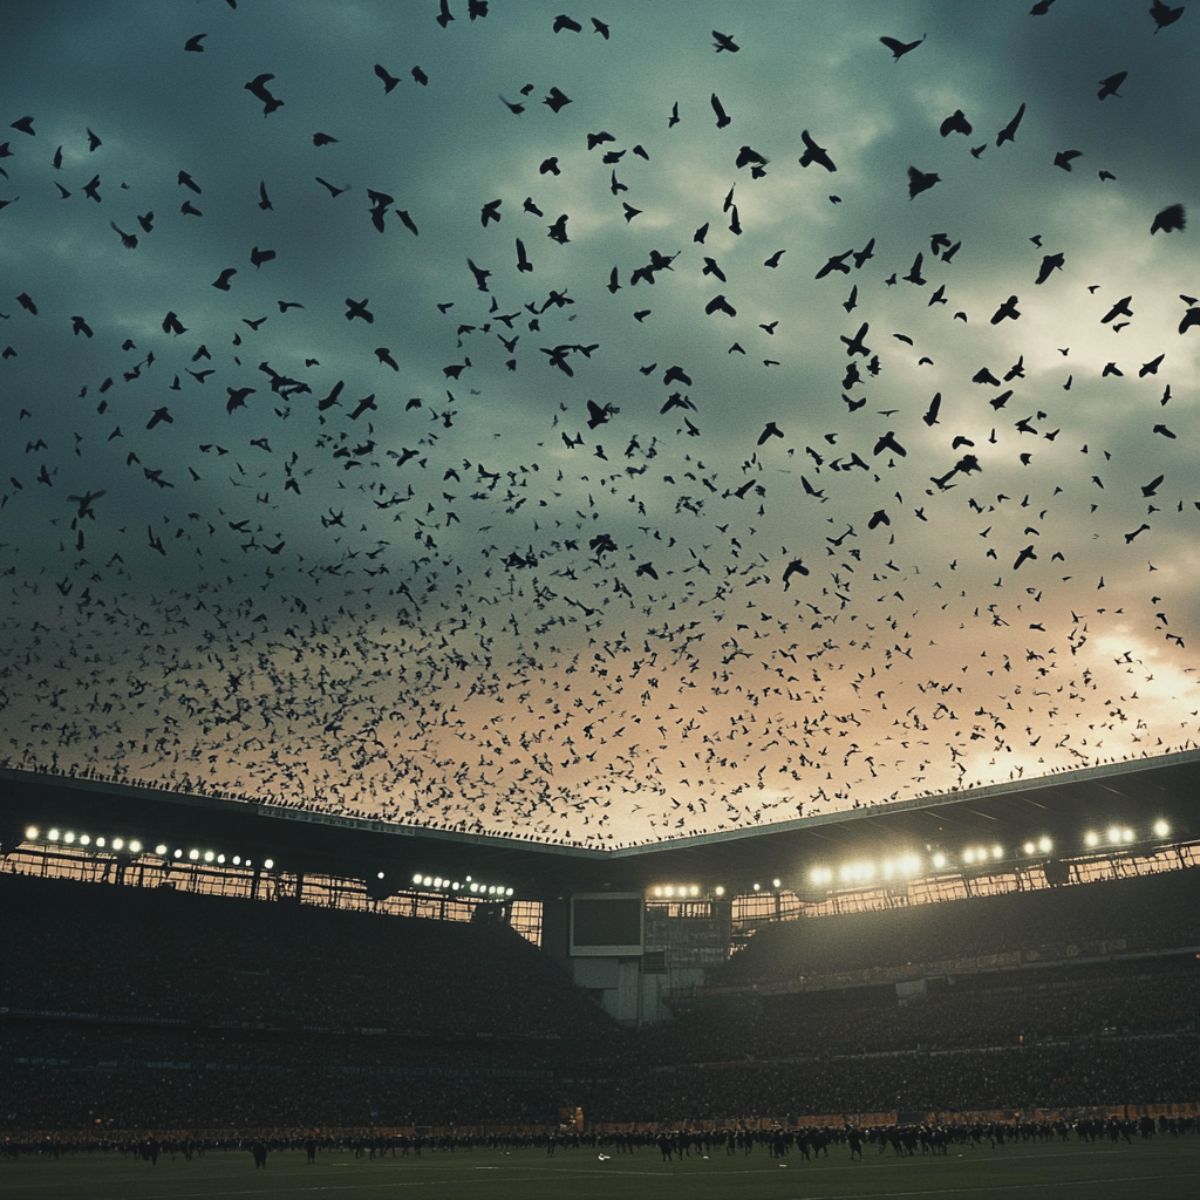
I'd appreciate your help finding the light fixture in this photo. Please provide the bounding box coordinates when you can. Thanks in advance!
[232,855,241,866]
[377,871,386,880]
[1152,819,1170,838]
[95,836,106,848]
[188,848,199,861]
[174,848,183,859]
[1022,840,1035,855]
[111,836,124,851]
[771,878,781,889]
[263,858,275,870]
[79,834,91,847]
[155,843,168,856]
[64,831,76,845]
[216,854,225,864]
[25,826,39,841]
[1037,836,1052,854]
[714,886,725,897]
[931,852,947,870]
[128,840,142,854]
[1084,830,1099,848]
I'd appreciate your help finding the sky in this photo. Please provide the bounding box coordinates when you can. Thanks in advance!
[1,0,1197,847]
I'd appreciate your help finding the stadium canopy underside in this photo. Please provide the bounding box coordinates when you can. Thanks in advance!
[2,749,1198,900]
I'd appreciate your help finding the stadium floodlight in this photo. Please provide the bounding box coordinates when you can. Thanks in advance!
[203,850,214,863]
[1152,819,1170,838]
[245,859,254,868]
[433,876,443,889]
[689,885,700,897]
[752,882,761,892]
[64,831,76,845]
[110,836,123,851]
[1121,828,1135,844]
[412,872,423,885]
[903,854,922,875]
[232,855,241,866]
[95,837,106,848]
[452,881,461,891]
[25,826,39,841]
[155,843,168,856]
[931,852,947,870]
[79,834,92,847]
[1106,825,1122,845]
[664,885,675,897]
[1037,836,1052,854]
[714,885,726,897]
[652,886,663,897]
[505,887,514,897]
[1022,840,1036,855]
[173,848,183,859]
[1084,830,1100,848]
[963,847,976,865]
[216,854,225,865]
[263,858,275,870]
[47,828,60,841]
[187,848,199,861]
[469,882,479,893]
[991,845,1003,860]
[129,840,142,854]
[771,878,781,889]
[376,871,385,880]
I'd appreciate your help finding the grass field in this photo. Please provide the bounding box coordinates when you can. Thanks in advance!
[4,1138,1200,1200]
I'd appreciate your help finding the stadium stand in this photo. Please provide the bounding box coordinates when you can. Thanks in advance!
[2,867,1198,1134]
[716,868,1200,986]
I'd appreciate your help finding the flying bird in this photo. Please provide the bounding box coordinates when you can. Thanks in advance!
[880,33,925,59]
[1150,204,1185,234]
[799,130,836,171]
[907,166,940,198]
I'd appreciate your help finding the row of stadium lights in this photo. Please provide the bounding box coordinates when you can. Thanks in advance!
[651,820,1174,898]
[24,827,275,870]
[405,872,514,897]
[23,829,516,897]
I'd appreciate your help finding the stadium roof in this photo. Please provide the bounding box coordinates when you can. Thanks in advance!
[4,749,1198,898]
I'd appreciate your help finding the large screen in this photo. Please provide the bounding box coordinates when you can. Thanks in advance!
[569,893,644,957]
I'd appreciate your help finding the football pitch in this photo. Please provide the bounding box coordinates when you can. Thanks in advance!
[4,1139,1200,1200]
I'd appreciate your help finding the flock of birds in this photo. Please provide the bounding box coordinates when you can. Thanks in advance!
[0,1,1197,847]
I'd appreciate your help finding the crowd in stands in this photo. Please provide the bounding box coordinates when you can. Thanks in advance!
[1,874,607,1038]
[718,868,1200,986]
[1,869,1198,1135]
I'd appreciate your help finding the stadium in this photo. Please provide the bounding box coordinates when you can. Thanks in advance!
[2,751,1199,1196]
[3,1,1200,1197]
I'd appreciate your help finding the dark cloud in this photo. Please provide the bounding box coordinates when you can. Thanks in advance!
[1,0,1197,846]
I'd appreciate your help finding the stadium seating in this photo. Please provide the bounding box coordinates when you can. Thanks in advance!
[2,870,1197,1132]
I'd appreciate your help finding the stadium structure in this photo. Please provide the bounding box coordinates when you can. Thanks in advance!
[2,750,1198,1145]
